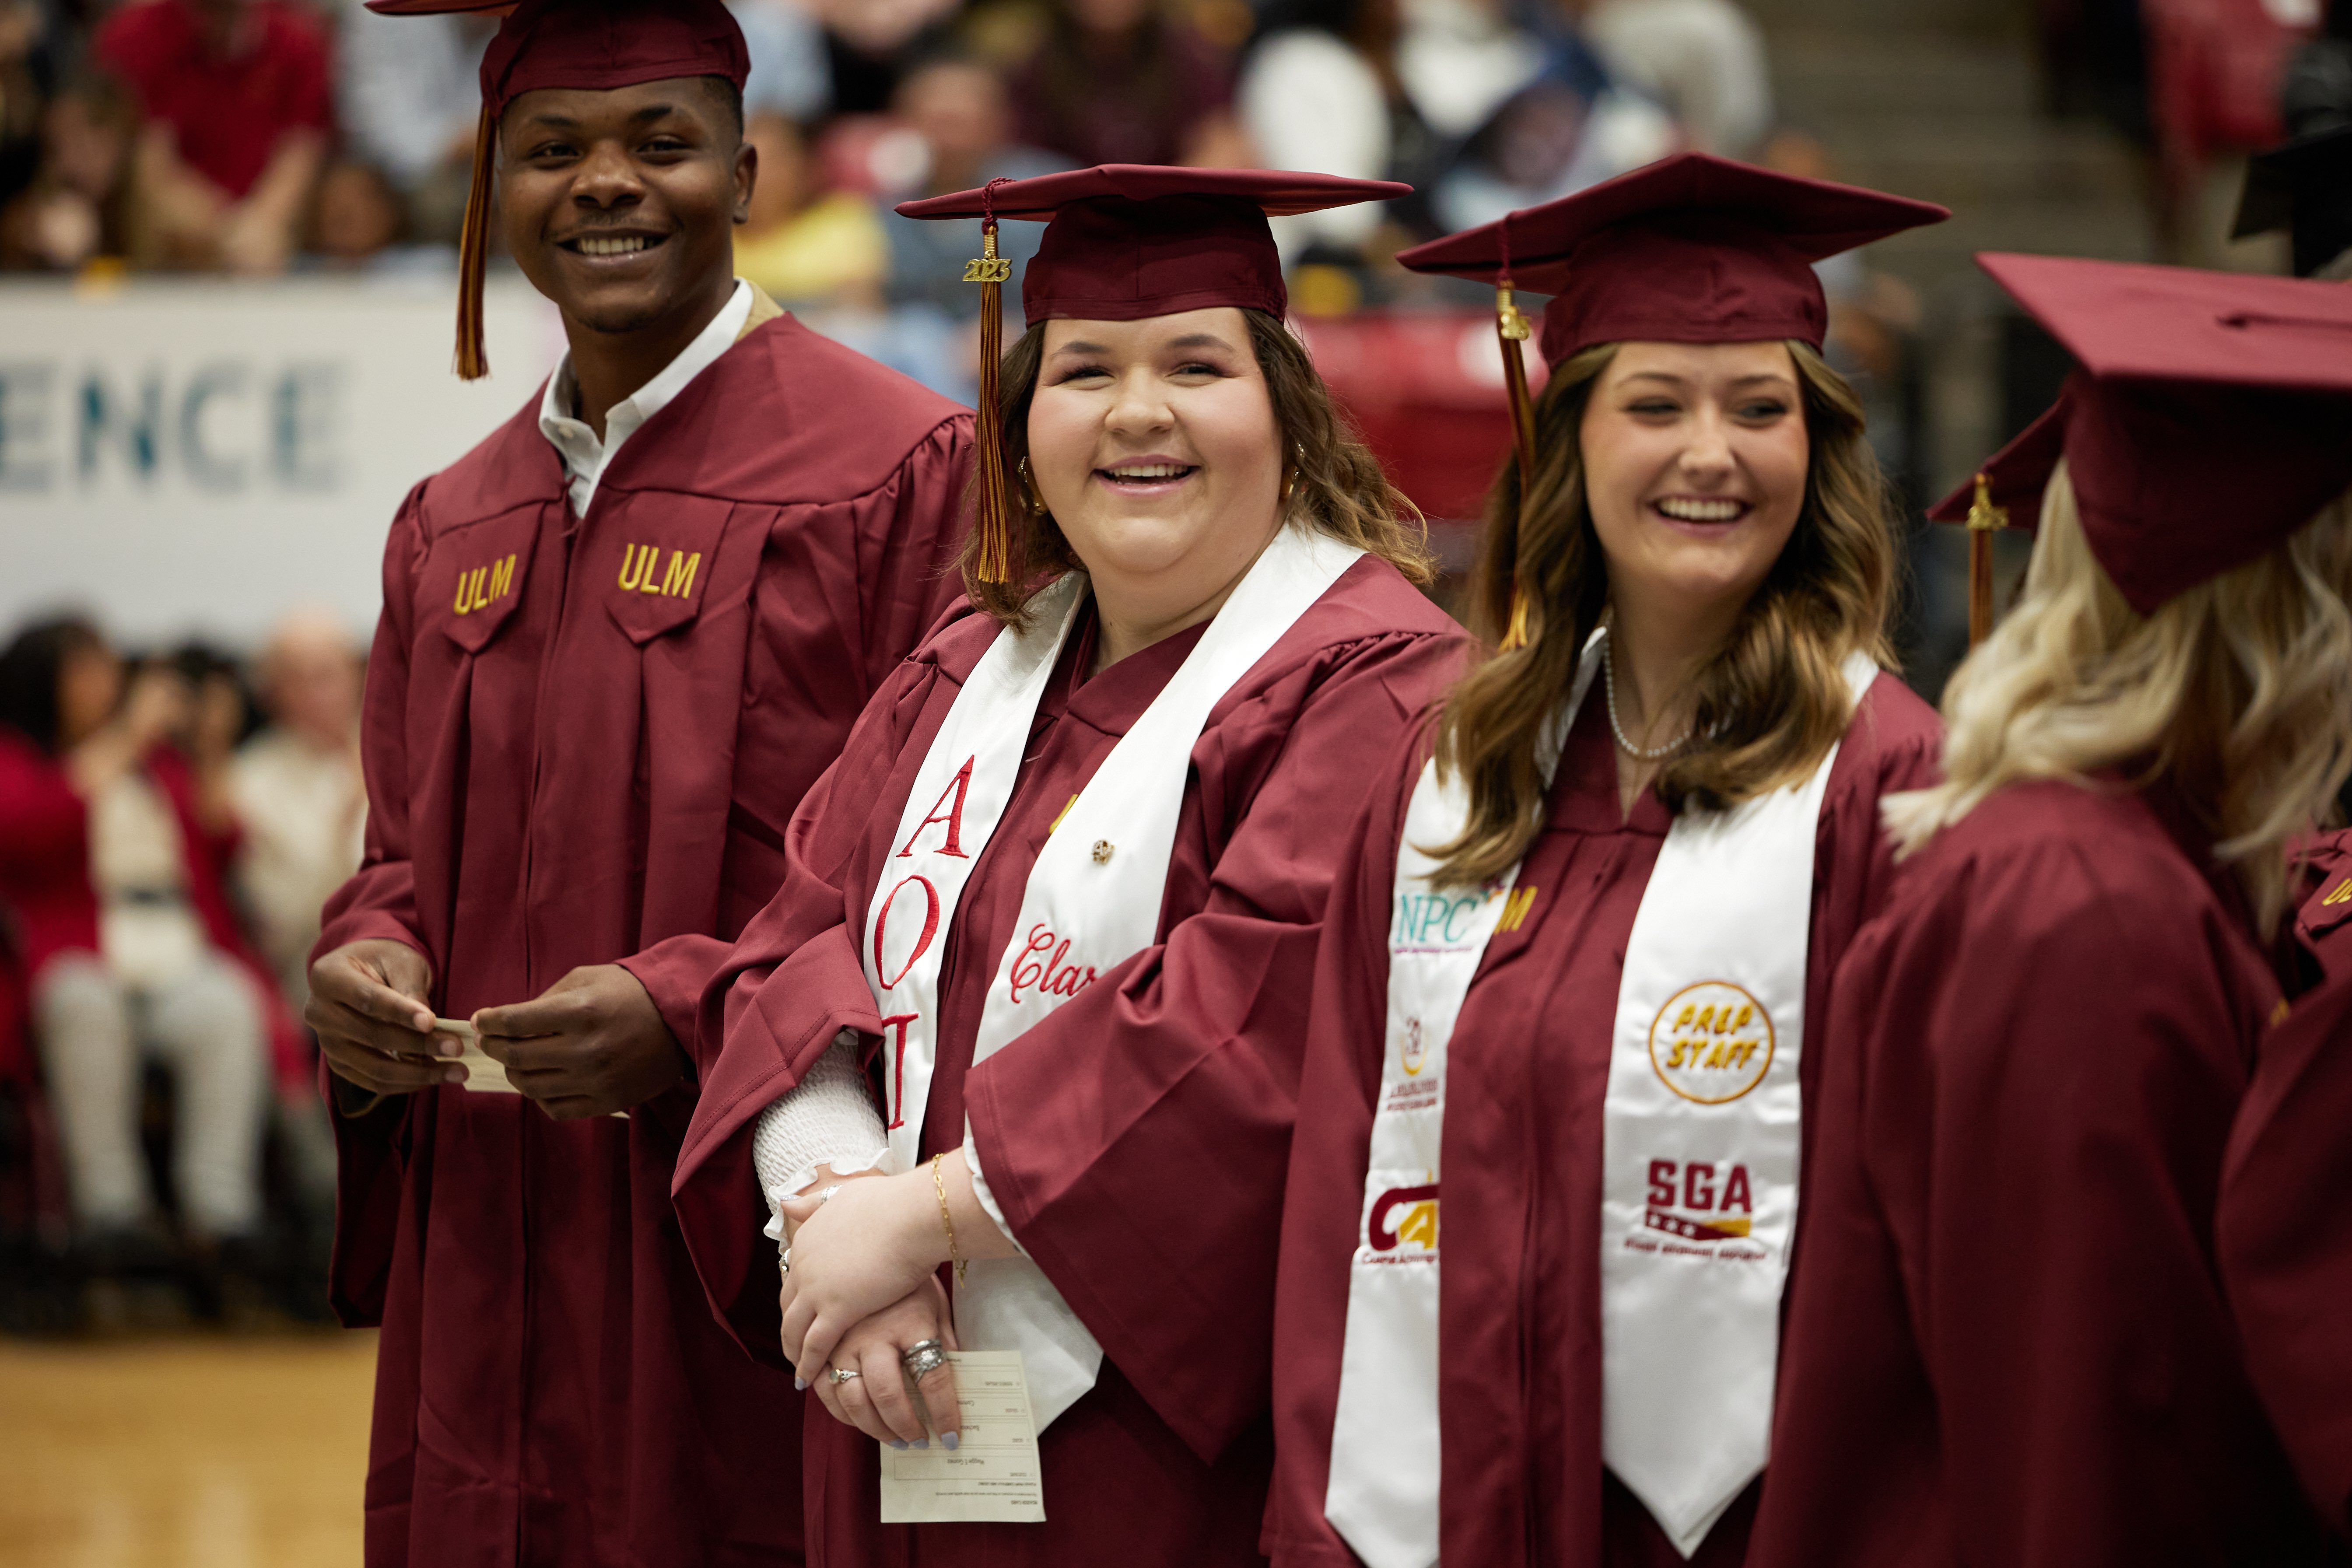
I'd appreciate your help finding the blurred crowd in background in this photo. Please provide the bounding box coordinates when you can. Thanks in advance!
[0,608,363,1329]
[1,0,2341,283]
[0,0,2346,1333]
[0,0,1779,287]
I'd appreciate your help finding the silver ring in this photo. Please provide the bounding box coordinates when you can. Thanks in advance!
[814,1184,843,1203]
[899,1338,942,1363]
[902,1343,948,1379]
[828,1365,860,1385]
[777,1250,790,1277]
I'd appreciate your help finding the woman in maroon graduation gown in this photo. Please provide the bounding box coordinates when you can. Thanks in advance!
[1748,256,2352,1566]
[1265,153,1949,1568]
[2220,879,2352,1543]
[669,167,1464,1565]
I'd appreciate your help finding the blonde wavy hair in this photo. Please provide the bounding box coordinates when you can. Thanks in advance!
[1886,462,2352,933]
[1429,339,1898,887]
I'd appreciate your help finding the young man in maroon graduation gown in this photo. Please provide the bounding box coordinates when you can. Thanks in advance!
[1748,256,2352,1568]
[668,167,1463,1565]
[1265,154,1947,1568]
[302,3,972,1563]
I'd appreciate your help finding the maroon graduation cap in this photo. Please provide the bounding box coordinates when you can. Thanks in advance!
[1936,253,2352,628]
[1393,152,1945,647]
[894,165,1410,325]
[1395,152,1947,365]
[894,165,1409,582]
[363,0,752,379]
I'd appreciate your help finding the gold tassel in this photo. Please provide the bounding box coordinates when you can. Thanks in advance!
[1497,283,1535,495]
[964,210,1014,582]
[1495,270,1536,652]
[1964,470,2008,647]
[1501,587,1531,652]
[454,101,495,382]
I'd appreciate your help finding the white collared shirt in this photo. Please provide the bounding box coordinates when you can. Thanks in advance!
[537,278,755,517]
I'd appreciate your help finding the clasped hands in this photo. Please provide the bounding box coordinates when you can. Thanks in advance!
[778,1152,1016,1451]
[306,939,687,1119]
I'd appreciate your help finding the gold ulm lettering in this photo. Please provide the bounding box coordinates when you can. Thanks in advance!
[452,553,518,616]
[618,543,701,598]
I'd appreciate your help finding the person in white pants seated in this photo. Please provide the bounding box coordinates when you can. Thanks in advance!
[0,619,268,1268]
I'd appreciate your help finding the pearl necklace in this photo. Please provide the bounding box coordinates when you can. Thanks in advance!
[1601,631,1693,761]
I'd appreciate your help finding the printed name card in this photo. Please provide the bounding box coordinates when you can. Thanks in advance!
[878,1351,1046,1524]
[433,1017,626,1119]
[434,1018,515,1094]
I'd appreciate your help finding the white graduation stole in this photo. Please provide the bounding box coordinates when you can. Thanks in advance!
[864,523,1364,1434]
[1324,640,1875,1568]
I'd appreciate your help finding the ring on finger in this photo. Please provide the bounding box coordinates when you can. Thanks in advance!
[902,1342,948,1380]
[778,1249,791,1277]
[814,1184,843,1203]
[828,1365,861,1385]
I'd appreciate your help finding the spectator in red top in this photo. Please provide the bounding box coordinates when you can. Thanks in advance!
[0,617,273,1266]
[95,0,330,273]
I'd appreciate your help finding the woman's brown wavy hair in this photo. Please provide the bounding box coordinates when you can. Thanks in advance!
[1429,339,1899,887]
[959,309,1435,627]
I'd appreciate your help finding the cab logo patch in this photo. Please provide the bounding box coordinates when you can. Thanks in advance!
[1647,980,1775,1104]
[1367,1183,1439,1259]
[452,553,517,616]
[617,542,702,599]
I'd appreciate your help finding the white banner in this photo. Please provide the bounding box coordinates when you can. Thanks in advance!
[0,276,566,647]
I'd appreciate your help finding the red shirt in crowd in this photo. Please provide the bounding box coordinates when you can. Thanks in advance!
[95,0,333,200]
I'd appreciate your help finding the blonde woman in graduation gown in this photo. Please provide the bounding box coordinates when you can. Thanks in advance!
[1752,258,2352,1565]
[1265,154,1950,1568]
[669,167,1466,1566]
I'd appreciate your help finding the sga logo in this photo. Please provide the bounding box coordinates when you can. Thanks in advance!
[1643,1157,1753,1243]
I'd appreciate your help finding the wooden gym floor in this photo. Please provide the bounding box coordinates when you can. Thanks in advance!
[0,1331,373,1567]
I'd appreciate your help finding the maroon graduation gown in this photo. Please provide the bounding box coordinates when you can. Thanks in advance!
[2289,831,2352,986]
[1747,780,2333,1568]
[2218,833,2352,1537]
[1263,672,1942,1568]
[672,554,1465,1568]
[315,312,974,1568]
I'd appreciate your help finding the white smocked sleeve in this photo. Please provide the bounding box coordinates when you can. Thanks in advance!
[751,1030,892,1248]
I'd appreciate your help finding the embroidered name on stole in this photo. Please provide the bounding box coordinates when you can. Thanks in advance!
[863,525,1365,1432]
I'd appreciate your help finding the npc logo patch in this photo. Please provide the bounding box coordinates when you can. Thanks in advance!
[1647,981,1774,1104]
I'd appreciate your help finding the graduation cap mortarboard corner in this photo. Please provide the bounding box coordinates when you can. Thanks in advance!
[1394,152,1949,651]
[893,165,1409,584]
[363,0,752,379]
[2231,124,2352,280]
[1936,253,2352,627]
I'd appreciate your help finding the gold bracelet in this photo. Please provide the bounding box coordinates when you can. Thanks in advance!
[932,1152,967,1287]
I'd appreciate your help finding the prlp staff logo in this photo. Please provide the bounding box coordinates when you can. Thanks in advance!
[1647,980,1775,1104]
